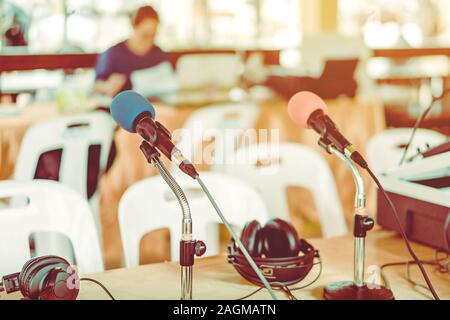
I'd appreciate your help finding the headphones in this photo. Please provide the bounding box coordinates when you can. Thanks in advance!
[227,218,320,287]
[2,255,79,300]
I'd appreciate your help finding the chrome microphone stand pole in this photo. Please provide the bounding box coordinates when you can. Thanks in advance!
[323,144,393,300]
[140,141,206,300]
[330,146,369,288]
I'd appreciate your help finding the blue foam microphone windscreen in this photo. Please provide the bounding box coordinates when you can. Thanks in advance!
[110,90,156,132]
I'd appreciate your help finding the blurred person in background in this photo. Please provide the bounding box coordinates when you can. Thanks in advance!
[94,5,169,97]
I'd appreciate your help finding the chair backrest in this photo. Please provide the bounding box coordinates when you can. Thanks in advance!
[314,58,359,99]
[219,143,347,238]
[118,172,269,267]
[14,111,116,200]
[176,54,242,90]
[0,180,104,276]
[320,59,359,80]
[301,33,374,97]
[366,128,447,173]
[301,34,367,73]
[175,103,260,167]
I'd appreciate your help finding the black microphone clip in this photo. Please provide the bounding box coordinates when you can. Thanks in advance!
[140,140,161,163]
[309,110,349,154]
[309,110,368,169]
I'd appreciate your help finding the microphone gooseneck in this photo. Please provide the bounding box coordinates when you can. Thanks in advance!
[140,140,196,300]
[152,158,194,300]
[328,146,367,288]
[153,156,192,225]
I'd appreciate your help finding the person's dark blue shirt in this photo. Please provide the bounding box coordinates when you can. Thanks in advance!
[95,41,169,91]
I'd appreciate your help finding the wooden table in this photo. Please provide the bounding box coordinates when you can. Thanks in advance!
[372,47,450,59]
[2,229,448,300]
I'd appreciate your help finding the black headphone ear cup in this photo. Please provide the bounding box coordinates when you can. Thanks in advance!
[19,256,75,300]
[41,268,79,300]
[261,218,301,258]
[19,256,50,299]
[239,220,263,257]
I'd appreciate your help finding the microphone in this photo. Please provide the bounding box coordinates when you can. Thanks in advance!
[110,90,198,178]
[287,91,367,168]
[111,90,278,300]
[288,92,441,300]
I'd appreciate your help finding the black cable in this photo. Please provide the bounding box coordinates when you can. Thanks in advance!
[434,250,450,274]
[80,278,115,300]
[237,287,263,300]
[366,167,441,300]
[380,250,448,297]
[398,104,434,166]
[196,176,278,299]
[289,259,323,292]
[237,259,323,300]
[282,286,297,300]
[380,252,448,286]
[398,88,450,166]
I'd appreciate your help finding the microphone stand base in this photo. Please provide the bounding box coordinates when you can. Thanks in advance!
[323,281,394,300]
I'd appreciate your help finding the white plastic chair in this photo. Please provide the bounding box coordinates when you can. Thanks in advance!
[219,143,347,238]
[366,128,447,173]
[118,172,269,267]
[175,103,260,168]
[14,111,116,231]
[176,54,242,90]
[0,180,104,276]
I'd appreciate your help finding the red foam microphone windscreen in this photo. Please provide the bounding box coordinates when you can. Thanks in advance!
[287,91,329,129]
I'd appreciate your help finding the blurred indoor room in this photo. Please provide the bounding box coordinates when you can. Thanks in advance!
[0,0,448,303]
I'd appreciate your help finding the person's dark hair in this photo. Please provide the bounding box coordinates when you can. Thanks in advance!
[132,5,159,26]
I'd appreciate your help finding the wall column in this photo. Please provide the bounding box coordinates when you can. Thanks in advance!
[301,0,338,35]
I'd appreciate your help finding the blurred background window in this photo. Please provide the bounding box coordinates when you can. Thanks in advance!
[0,0,301,52]
[2,0,450,52]
[338,0,450,48]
